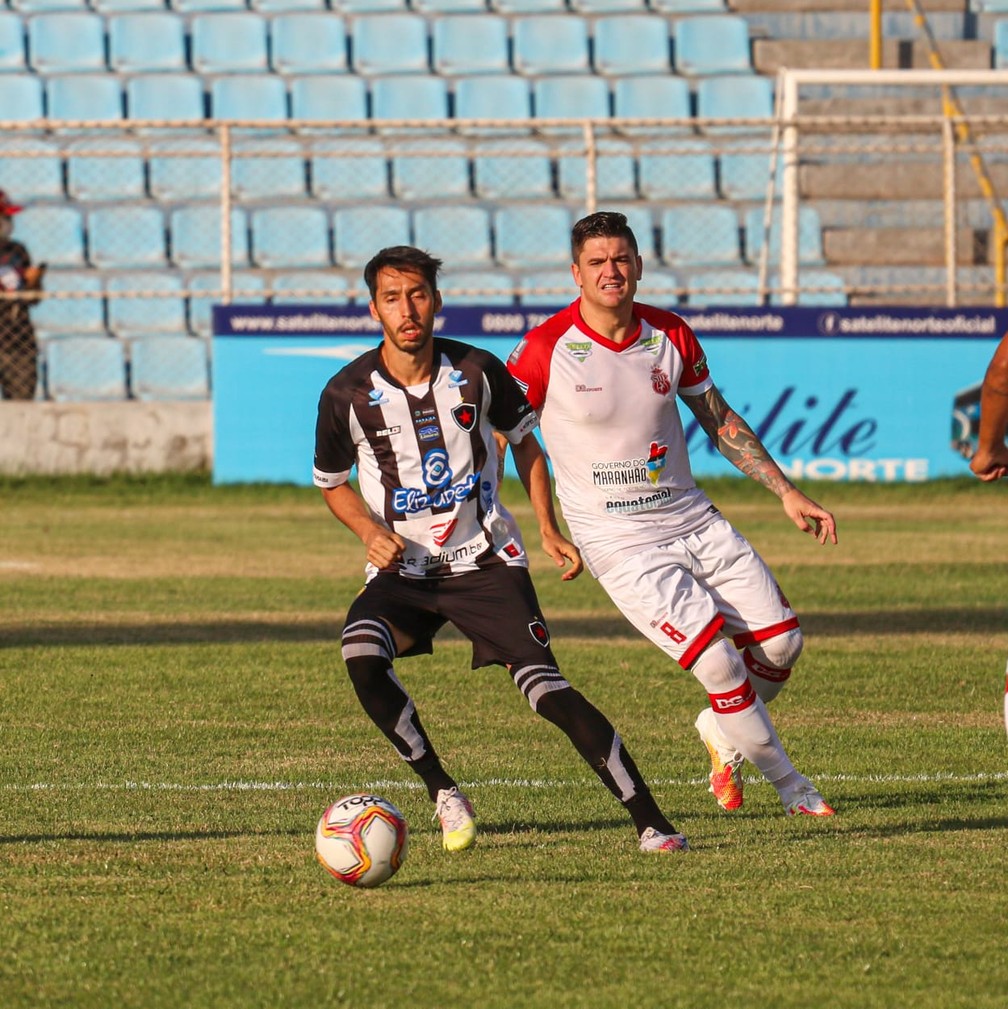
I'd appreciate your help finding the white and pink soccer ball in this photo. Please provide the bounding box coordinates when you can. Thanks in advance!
[315,793,408,888]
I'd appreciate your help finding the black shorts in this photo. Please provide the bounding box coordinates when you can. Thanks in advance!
[344,565,556,669]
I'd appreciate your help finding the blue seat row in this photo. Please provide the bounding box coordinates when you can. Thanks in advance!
[0,10,752,77]
[0,70,770,126]
[17,200,824,277]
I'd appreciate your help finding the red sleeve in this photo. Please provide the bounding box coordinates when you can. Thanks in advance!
[507,308,572,412]
[636,303,710,392]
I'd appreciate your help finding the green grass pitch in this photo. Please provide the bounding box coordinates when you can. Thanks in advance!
[1,474,1006,1009]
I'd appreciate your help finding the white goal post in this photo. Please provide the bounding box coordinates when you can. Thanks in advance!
[777,67,1008,306]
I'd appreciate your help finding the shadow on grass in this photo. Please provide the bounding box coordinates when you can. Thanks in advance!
[1,606,1004,649]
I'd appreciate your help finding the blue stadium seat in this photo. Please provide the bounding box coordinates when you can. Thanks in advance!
[695,74,773,129]
[661,204,741,266]
[251,205,331,268]
[45,336,127,401]
[0,76,44,124]
[744,205,825,266]
[413,205,491,266]
[0,138,64,201]
[770,269,847,306]
[512,15,590,75]
[650,0,726,11]
[391,137,471,199]
[126,74,207,128]
[170,0,248,10]
[494,204,573,269]
[270,13,348,74]
[685,267,760,306]
[673,15,752,75]
[88,206,168,269]
[452,75,532,132]
[533,75,610,127]
[439,270,515,305]
[333,205,410,267]
[66,137,146,202]
[612,75,692,132]
[556,137,636,200]
[606,202,656,258]
[109,13,187,73]
[191,13,269,74]
[252,0,325,10]
[93,0,178,9]
[334,0,404,10]
[571,0,648,9]
[15,204,86,266]
[638,139,717,200]
[310,137,390,200]
[431,15,509,76]
[129,335,210,400]
[517,269,574,306]
[232,138,308,200]
[27,12,105,72]
[0,13,27,71]
[289,75,367,129]
[46,74,124,128]
[32,270,105,337]
[106,270,186,336]
[413,0,487,9]
[718,148,771,200]
[473,138,553,199]
[270,270,351,304]
[997,19,1008,67]
[186,270,266,335]
[636,268,683,307]
[170,205,249,269]
[148,137,221,201]
[489,0,566,12]
[370,75,449,129]
[351,14,429,75]
[209,75,289,131]
[593,15,671,76]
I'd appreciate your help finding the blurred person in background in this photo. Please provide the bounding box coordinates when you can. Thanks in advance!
[0,190,45,400]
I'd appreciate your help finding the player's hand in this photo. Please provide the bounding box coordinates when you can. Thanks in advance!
[363,526,407,570]
[781,488,838,545]
[23,265,45,289]
[541,529,584,581]
[969,446,1008,481]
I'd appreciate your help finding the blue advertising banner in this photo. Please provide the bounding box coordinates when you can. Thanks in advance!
[212,304,1008,485]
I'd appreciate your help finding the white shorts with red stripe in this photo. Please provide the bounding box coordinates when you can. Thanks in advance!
[597,513,798,669]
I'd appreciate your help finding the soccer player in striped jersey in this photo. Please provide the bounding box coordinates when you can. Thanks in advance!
[507,212,839,817]
[313,245,688,854]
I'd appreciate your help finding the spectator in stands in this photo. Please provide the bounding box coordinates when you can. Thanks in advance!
[0,190,45,400]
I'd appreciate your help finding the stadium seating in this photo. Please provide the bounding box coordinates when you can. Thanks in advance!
[170,205,250,268]
[556,137,637,200]
[333,205,410,267]
[250,205,331,267]
[32,270,106,337]
[414,0,488,10]
[472,138,553,199]
[744,205,825,266]
[270,270,352,304]
[592,15,672,76]
[369,75,449,128]
[0,137,64,200]
[0,13,27,71]
[672,14,752,75]
[612,75,692,130]
[390,137,471,199]
[231,137,308,199]
[46,74,124,127]
[608,202,656,258]
[289,74,368,128]
[638,139,718,200]
[493,204,573,269]
[309,137,390,200]
[186,269,266,335]
[252,0,326,10]
[45,335,127,401]
[439,269,515,305]
[490,0,566,11]
[130,335,211,400]
[431,15,510,76]
[147,136,222,201]
[718,148,771,201]
[650,0,727,11]
[571,0,650,11]
[770,269,847,306]
[14,204,86,266]
[88,206,168,269]
[517,269,574,306]
[209,75,289,130]
[191,13,270,74]
[27,12,105,73]
[270,13,348,75]
[695,74,774,128]
[533,75,611,126]
[996,19,1008,68]
[109,13,188,73]
[412,205,492,266]
[512,15,590,75]
[106,269,186,336]
[65,137,146,202]
[0,75,44,123]
[685,267,760,306]
[636,268,683,306]
[126,74,207,127]
[453,75,533,131]
[661,204,742,266]
[350,14,429,75]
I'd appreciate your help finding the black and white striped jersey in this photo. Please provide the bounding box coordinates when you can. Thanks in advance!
[314,338,539,580]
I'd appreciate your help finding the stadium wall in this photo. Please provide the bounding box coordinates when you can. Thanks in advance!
[0,402,211,476]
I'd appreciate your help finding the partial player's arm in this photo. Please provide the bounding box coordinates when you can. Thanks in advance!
[509,432,583,580]
[320,483,406,571]
[969,333,1008,481]
[682,382,838,545]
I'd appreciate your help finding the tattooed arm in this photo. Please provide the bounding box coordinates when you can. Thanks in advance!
[683,383,838,545]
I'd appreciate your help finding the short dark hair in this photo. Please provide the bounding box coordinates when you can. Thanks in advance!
[571,211,639,261]
[363,246,443,300]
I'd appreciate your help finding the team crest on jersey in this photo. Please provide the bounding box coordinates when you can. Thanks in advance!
[564,341,592,361]
[447,369,468,389]
[650,364,671,396]
[451,402,477,432]
[646,441,668,484]
[528,619,550,647]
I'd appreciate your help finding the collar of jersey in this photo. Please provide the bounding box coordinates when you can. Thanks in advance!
[571,298,642,352]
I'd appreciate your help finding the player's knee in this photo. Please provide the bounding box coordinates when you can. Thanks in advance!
[690,637,747,695]
[341,617,396,672]
[743,627,803,703]
[511,662,571,712]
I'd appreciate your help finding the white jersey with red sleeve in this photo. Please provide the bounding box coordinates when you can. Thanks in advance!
[508,299,719,578]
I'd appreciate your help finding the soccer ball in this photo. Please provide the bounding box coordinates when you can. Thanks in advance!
[315,793,409,888]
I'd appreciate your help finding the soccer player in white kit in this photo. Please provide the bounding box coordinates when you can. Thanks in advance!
[507,211,839,816]
[967,331,1008,737]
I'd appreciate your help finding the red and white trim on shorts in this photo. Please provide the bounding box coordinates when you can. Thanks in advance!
[732,616,800,649]
[707,678,757,715]
[678,614,725,669]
